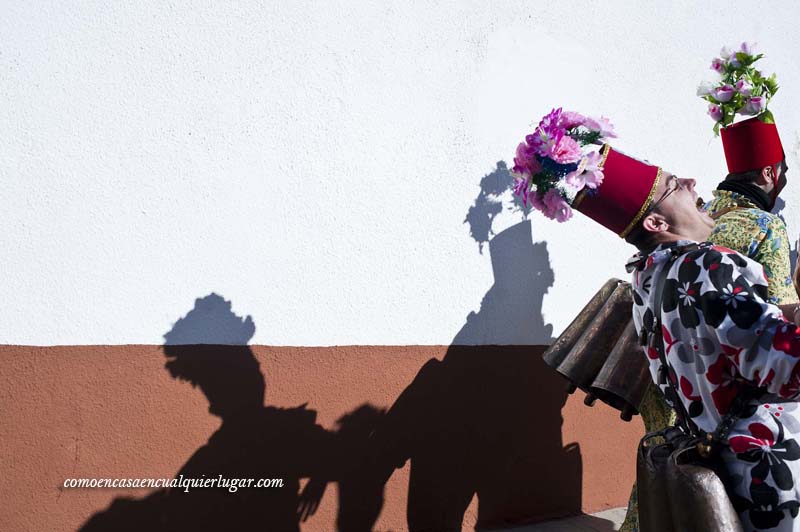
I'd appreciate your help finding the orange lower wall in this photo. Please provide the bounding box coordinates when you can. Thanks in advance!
[0,345,643,531]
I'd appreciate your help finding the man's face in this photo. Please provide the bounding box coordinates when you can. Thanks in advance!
[651,172,715,241]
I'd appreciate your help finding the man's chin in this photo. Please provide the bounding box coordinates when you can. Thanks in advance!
[699,211,715,228]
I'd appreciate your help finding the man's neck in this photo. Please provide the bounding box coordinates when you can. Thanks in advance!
[717,180,773,211]
[652,232,701,248]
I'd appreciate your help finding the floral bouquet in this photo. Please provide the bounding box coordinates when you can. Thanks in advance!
[698,42,778,135]
[511,107,616,222]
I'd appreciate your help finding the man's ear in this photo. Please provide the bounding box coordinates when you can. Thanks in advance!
[758,165,775,187]
[641,212,669,233]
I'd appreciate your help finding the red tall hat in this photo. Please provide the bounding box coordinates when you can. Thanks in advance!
[574,145,662,238]
[721,117,784,173]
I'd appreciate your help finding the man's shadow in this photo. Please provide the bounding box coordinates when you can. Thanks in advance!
[358,162,582,531]
[80,294,345,532]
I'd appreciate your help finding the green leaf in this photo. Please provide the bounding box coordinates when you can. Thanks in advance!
[759,110,775,124]
[713,121,721,136]
[736,52,750,66]
[764,74,779,95]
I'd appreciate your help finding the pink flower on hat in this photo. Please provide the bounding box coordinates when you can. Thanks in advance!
[713,84,735,102]
[543,188,573,222]
[583,116,617,139]
[544,134,582,164]
[708,104,723,122]
[735,79,752,97]
[529,190,546,213]
[711,57,725,73]
[740,41,757,56]
[512,142,541,178]
[741,96,766,116]
[565,151,604,190]
[513,176,530,205]
[557,111,586,129]
[510,107,616,223]
[699,43,778,135]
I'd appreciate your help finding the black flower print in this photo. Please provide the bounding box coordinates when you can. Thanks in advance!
[730,415,800,490]
[661,254,710,329]
[700,273,763,330]
[743,481,800,530]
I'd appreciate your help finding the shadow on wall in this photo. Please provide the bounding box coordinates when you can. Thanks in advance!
[365,345,581,530]
[460,160,553,345]
[80,161,580,531]
[347,162,581,530]
[79,295,384,532]
[453,220,554,345]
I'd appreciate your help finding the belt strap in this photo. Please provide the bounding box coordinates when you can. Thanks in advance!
[710,206,746,221]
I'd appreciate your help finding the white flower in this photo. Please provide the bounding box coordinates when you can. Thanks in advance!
[696,82,715,97]
[678,282,697,306]
[721,284,748,308]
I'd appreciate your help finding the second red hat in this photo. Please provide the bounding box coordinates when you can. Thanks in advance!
[721,117,784,174]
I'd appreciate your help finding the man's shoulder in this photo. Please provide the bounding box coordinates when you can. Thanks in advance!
[707,190,782,227]
[678,243,761,273]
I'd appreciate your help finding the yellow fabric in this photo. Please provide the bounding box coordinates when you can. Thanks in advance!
[706,190,797,305]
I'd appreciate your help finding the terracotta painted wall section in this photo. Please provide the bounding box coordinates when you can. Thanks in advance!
[0,345,642,531]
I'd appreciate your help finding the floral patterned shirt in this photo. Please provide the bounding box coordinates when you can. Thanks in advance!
[629,241,800,531]
[706,189,797,305]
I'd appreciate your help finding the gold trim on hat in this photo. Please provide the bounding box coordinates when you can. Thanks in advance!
[599,143,611,167]
[618,167,663,239]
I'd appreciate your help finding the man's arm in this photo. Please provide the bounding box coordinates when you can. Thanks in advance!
[754,216,798,306]
[710,253,800,398]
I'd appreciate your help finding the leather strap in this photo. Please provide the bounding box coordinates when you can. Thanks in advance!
[710,206,746,221]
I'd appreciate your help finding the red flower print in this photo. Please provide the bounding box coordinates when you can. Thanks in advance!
[707,354,739,414]
[772,322,800,357]
[729,416,800,491]
[662,325,678,355]
[753,368,776,388]
[779,364,800,398]
[711,245,736,254]
[720,343,743,360]
[680,376,701,401]
[729,422,774,454]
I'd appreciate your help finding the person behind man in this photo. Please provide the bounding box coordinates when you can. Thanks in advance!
[706,115,797,316]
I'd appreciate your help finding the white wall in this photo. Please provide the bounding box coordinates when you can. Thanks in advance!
[4,1,800,345]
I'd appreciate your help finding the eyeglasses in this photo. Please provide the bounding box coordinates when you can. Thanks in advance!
[646,175,680,214]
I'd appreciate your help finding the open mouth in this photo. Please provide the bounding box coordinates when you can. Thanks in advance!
[696,197,705,211]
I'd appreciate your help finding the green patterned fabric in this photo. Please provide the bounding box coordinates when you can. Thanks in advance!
[706,190,797,305]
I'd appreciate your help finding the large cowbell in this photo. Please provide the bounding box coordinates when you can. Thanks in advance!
[542,279,651,421]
